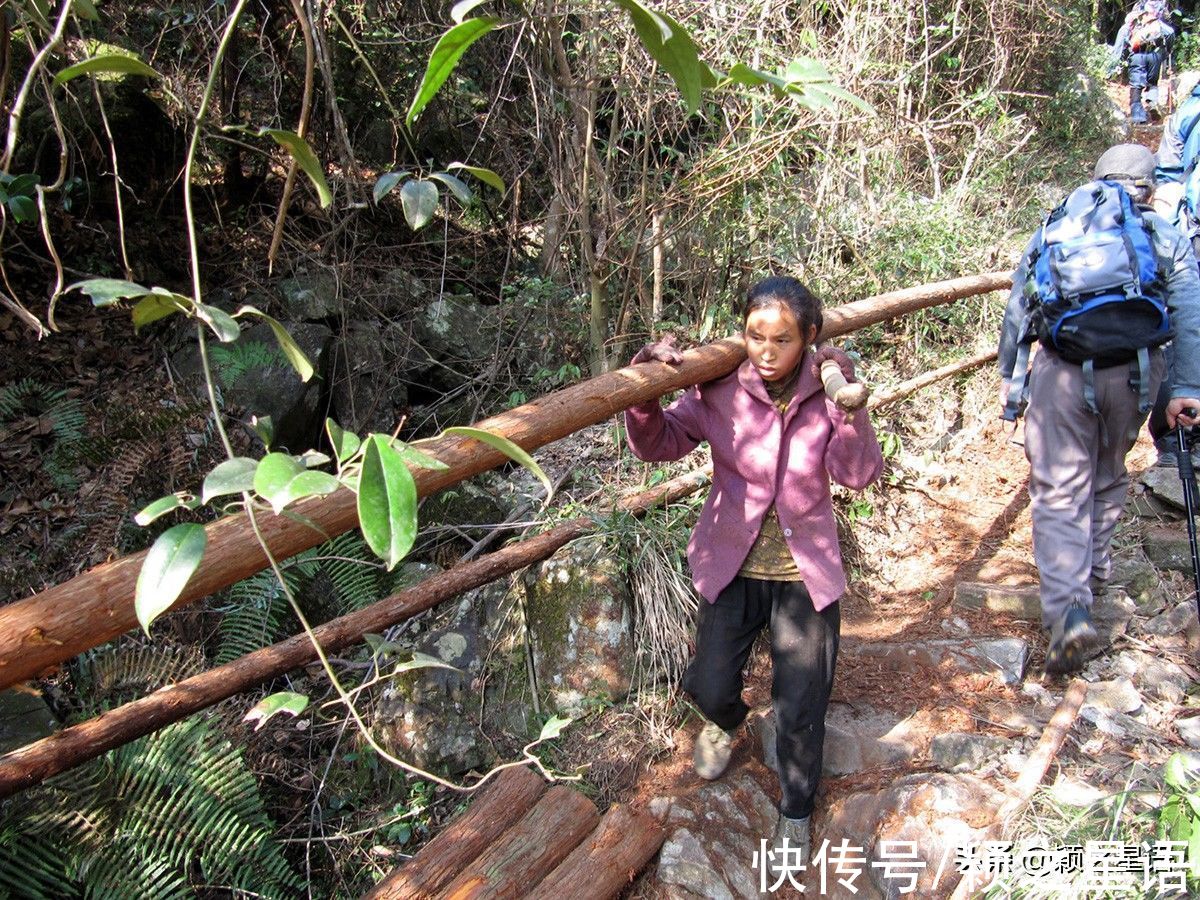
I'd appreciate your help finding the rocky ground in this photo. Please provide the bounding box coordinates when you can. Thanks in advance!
[624,365,1200,899]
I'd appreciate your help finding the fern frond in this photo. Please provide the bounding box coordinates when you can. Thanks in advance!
[320,531,385,612]
[210,340,286,388]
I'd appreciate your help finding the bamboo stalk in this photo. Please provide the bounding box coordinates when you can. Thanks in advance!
[0,469,712,797]
[0,271,1012,690]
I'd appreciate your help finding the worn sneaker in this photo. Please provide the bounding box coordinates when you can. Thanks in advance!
[765,814,811,882]
[1045,601,1099,675]
[693,720,734,780]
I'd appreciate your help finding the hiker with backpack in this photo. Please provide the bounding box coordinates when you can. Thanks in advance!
[1111,0,1175,123]
[998,143,1200,675]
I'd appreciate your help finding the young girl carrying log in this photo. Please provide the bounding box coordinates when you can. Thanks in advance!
[624,275,882,877]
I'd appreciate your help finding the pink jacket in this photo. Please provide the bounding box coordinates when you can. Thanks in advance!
[625,354,883,610]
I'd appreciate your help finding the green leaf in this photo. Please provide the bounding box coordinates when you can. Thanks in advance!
[443,426,551,496]
[253,452,306,514]
[327,419,362,464]
[7,194,37,223]
[243,691,310,730]
[250,414,274,448]
[275,469,341,508]
[794,81,874,115]
[446,162,505,194]
[135,523,207,634]
[134,492,199,526]
[261,129,332,209]
[429,172,472,206]
[72,0,99,20]
[373,170,410,204]
[388,439,449,471]
[615,0,705,114]
[392,650,462,674]
[358,434,418,570]
[54,53,160,86]
[451,0,489,23]
[68,277,152,307]
[400,179,440,230]
[234,307,315,381]
[131,293,190,330]
[202,457,259,503]
[406,17,500,126]
[196,303,240,342]
[538,714,571,741]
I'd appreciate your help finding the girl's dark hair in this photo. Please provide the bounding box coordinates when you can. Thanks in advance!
[743,276,823,337]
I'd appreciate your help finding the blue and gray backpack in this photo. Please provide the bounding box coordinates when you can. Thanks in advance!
[1004,179,1172,420]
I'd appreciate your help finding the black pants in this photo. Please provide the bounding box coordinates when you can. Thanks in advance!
[681,577,839,819]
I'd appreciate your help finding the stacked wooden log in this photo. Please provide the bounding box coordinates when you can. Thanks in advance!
[365,766,665,900]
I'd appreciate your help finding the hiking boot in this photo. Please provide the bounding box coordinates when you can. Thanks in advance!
[693,720,734,780]
[1131,88,1148,124]
[1045,601,1099,675]
[765,814,811,883]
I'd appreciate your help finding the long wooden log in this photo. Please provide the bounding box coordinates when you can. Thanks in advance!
[525,803,666,900]
[435,785,601,899]
[365,766,548,900]
[0,469,713,797]
[0,270,1011,690]
[868,348,999,411]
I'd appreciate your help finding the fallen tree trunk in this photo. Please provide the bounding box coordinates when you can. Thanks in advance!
[0,469,712,797]
[365,766,549,900]
[0,270,1012,690]
[868,348,999,411]
[434,785,601,899]
[525,803,666,900]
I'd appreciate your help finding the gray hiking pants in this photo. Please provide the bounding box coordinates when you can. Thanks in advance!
[1023,348,1165,628]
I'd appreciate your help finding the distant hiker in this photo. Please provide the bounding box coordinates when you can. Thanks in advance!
[625,276,882,880]
[1111,0,1175,123]
[998,143,1200,675]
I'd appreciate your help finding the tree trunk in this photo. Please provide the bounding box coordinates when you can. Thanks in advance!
[435,785,601,899]
[525,803,666,900]
[0,271,1012,691]
[365,766,548,900]
[0,468,713,796]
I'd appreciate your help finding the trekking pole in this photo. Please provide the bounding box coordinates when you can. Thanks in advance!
[1175,417,1200,620]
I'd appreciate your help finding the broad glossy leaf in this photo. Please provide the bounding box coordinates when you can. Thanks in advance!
[54,54,160,86]
[373,170,410,204]
[276,469,341,508]
[69,277,152,307]
[131,293,189,330]
[196,303,240,342]
[253,452,306,513]
[261,129,333,208]
[135,523,207,634]
[446,162,505,193]
[234,307,314,381]
[406,18,500,126]
[444,426,551,496]
[358,434,418,569]
[429,172,472,206]
[615,0,704,114]
[327,419,362,464]
[7,195,37,223]
[400,179,439,230]
[538,714,571,741]
[243,691,310,730]
[388,439,449,471]
[202,457,259,503]
[134,492,198,526]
